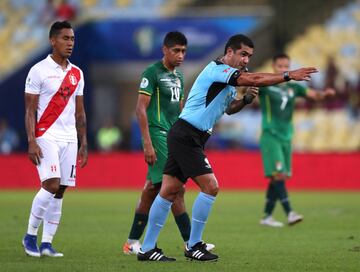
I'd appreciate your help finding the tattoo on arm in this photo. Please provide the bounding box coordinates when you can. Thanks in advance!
[76,113,87,146]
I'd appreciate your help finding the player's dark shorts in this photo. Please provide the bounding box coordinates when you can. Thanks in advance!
[163,118,213,183]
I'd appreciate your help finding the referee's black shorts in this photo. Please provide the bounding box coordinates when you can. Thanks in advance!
[163,118,213,183]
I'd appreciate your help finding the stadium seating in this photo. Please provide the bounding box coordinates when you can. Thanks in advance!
[0,0,170,82]
[236,1,360,152]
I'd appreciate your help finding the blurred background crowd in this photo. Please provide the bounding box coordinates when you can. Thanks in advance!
[0,0,359,154]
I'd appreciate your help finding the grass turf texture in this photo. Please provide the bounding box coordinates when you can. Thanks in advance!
[0,190,359,272]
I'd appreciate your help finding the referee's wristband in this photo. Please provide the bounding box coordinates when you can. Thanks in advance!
[283,71,291,81]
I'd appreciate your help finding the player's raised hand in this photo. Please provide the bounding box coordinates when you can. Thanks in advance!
[244,86,259,104]
[144,143,157,166]
[28,140,43,165]
[78,145,88,168]
[289,67,318,81]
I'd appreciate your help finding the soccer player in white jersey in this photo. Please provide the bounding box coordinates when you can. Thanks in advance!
[22,21,88,257]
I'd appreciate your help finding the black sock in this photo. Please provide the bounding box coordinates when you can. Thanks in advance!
[128,213,148,240]
[273,181,292,215]
[264,182,277,217]
[174,212,191,242]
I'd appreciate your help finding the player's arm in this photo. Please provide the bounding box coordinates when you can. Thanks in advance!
[75,96,88,168]
[305,87,336,101]
[226,86,259,115]
[179,98,185,112]
[136,93,156,166]
[236,67,318,87]
[25,93,42,165]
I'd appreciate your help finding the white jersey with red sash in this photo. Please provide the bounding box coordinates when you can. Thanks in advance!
[25,55,84,142]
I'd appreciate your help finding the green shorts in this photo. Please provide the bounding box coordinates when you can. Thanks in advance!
[260,130,292,177]
[145,131,168,184]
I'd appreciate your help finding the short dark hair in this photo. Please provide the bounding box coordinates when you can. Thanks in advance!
[49,21,72,38]
[273,53,290,62]
[163,31,187,48]
[224,34,254,55]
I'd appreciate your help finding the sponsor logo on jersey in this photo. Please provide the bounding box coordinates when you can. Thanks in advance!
[160,78,171,82]
[140,77,149,88]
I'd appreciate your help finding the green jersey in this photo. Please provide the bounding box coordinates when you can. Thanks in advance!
[139,61,184,132]
[259,82,308,141]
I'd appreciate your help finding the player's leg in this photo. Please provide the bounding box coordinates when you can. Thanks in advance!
[259,132,284,227]
[282,141,303,225]
[23,139,60,257]
[39,141,78,257]
[173,141,218,261]
[124,132,166,254]
[171,185,216,252]
[171,184,191,242]
[138,173,183,261]
[182,173,218,261]
[40,185,67,257]
[144,132,194,248]
[166,121,218,261]
[123,180,160,254]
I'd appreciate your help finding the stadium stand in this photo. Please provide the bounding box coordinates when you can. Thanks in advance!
[216,1,360,152]
[0,0,171,82]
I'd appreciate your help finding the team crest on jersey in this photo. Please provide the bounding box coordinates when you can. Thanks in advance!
[69,73,78,85]
[140,77,149,88]
[275,161,283,171]
[175,78,181,88]
[287,88,294,97]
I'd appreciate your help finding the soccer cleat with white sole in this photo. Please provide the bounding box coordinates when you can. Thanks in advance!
[185,242,218,261]
[137,246,176,261]
[40,243,64,257]
[22,234,40,257]
[123,240,141,255]
[288,211,303,226]
[260,216,284,227]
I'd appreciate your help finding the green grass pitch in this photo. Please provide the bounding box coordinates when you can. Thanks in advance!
[0,190,359,272]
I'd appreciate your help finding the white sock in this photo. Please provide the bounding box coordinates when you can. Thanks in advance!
[27,188,55,236]
[42,198,63,243]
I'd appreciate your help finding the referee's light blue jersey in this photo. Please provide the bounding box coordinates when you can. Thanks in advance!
[180,60,239,131]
